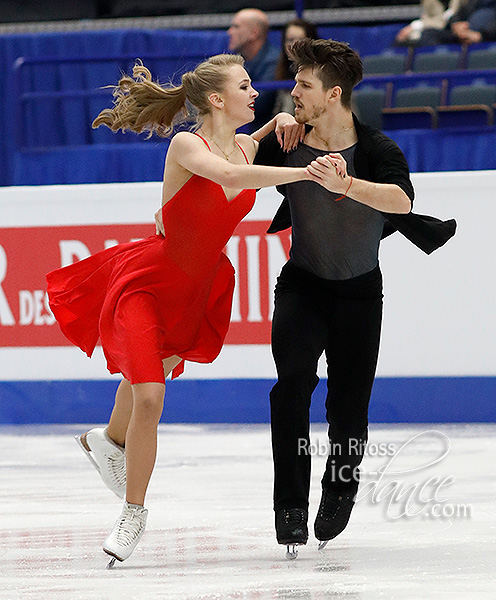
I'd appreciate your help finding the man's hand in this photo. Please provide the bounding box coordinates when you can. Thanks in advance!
[274,112,306,152]
[307,153,348,193]
[155,207,165,236]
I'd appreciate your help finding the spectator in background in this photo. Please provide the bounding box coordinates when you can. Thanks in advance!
[449,0,496,43]
[273,19,320,115]
[395,0,462,45]
[228,8,279,129]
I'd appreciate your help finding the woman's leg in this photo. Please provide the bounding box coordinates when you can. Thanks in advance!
[125,382,165,506]
[78,379,132,452]
[125,355,181,506]
[107,379,133,447]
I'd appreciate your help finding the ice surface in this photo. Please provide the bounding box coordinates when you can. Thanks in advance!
[0,423,495,599]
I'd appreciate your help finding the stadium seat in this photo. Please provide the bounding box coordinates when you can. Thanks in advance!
[412,50,461,73]
[394,85,443,108]
[437,83,496,127]
[437,105,493,127]
[362,53,406,76]
[353,87,388,129]
[382,107,437,129]
[382,85,442,129]
[450,84,496,106]
[466,47,496,70]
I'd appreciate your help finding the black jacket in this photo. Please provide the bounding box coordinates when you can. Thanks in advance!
[254,114,456,255]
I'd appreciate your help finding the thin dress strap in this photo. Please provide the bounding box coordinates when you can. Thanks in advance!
[193,132,211,150]
[235,141,250,164]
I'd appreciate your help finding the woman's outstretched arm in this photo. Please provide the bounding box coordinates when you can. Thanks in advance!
[168,131,310,191]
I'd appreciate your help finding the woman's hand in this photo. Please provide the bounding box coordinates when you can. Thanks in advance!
[155,207,165,236]
[273,112,306,152]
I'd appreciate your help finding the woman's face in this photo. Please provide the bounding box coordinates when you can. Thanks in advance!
[219,64,259,125]
[284,25,307,56]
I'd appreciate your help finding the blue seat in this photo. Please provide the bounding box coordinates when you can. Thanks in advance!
[437,106,493,127]
[382,108,437,130]
[382,85,442,129]
[450,84,496,106]
[437,83,496,127]
[413,50,461,73]
[466,48,496,70]
[353,87,387,129]
[394,86,442,109]
[362,53,406,76]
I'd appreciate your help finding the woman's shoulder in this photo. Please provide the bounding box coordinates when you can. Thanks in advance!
[235,133,257,163]
[170,130,204,149]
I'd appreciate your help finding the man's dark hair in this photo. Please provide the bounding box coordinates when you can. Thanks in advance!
[289,38,363,109]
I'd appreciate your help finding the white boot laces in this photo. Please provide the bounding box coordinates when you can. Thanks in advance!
[115,506,145,546]
[108,451,126,486]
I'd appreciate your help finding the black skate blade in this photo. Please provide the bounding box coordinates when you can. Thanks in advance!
[286,544,299,560]
[318,540,329,551]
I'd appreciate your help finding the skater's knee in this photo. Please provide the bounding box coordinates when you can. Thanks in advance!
[270,372,319,407]
[132,383,165,422]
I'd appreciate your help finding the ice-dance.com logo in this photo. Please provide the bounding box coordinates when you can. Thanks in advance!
[298,430,472,521]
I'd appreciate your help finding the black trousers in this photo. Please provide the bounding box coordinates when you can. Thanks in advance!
[270,261,383,512]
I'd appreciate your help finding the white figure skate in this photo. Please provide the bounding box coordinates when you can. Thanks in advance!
[104,501,148,568]
[75,427,126,499]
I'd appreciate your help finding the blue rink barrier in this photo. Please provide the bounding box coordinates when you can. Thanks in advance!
[0,378,494,424]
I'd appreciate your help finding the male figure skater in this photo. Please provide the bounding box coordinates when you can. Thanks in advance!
[254,38,455,555]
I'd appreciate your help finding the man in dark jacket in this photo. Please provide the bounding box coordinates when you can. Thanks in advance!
[254,38,455,557]
[227,8,279,130]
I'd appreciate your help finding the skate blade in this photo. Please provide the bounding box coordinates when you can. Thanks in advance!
[74,434,102,475]
[286,544,299,560]
[318,540,329,551]
[104,549,123,569]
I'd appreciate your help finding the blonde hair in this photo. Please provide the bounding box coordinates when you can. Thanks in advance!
[92,54,245,137]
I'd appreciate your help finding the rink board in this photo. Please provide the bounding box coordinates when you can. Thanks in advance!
[0,377,495,424]
[0,172,495,423]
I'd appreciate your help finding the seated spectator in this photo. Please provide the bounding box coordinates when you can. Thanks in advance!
[449,0,496,43]
[273,18,319,115]
[228,8,279,129]
[395,0,462,45]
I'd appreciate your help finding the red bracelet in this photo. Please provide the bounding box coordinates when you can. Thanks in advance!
[334,176,353,202]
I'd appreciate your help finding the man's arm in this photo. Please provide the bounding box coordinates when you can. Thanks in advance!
[308,149,412,214]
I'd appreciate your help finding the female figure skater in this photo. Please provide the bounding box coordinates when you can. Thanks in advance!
[46,54,322,567]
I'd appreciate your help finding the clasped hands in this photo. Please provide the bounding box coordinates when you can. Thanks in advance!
[451,21,482,44]
[306,153,351,196]
[274,114,351,195]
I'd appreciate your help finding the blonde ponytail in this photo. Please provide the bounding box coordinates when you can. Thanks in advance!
[92,60,188,138]
[93,54,245,137]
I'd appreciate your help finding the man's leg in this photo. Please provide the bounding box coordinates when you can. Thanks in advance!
[270,282,327,513]
[316,269,383,542]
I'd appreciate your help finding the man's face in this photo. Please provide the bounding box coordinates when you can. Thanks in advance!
[228,14,256,53]
[291,68,329,124]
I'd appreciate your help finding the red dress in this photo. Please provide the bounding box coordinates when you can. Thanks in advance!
[46,137,256,384]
